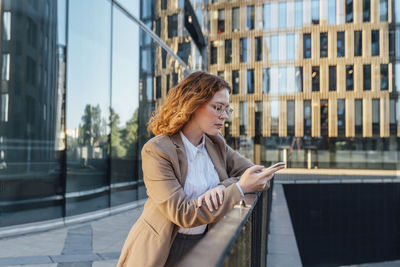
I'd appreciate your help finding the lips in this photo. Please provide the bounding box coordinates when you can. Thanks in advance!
[215,124,223,129]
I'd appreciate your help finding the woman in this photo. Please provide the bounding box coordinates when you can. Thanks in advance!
[117,71,284,267]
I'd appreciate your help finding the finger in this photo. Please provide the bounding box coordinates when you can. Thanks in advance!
[211,191,218,210]
[197,195,204,207]
[204,194,213,212]
[217,188,224,205]
[246,165,264,174]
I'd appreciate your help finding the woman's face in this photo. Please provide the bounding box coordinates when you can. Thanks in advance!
[191,88,230,136]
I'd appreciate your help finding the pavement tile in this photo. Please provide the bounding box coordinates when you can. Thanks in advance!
[50,254,100,263]
[0,256,52,266]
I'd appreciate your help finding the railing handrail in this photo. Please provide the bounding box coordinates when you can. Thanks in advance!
[177,192,264,267]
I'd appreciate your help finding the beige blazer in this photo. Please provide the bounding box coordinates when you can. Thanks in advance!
[117,133,253,267]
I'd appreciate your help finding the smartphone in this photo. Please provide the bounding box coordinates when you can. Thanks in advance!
[269,162,286,168]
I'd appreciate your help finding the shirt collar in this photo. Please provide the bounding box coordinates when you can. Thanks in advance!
[179,131,205,162]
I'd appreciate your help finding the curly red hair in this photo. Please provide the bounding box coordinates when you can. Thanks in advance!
[148,71,231,136]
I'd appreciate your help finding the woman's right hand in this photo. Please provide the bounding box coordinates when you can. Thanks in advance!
[238,164,285,194]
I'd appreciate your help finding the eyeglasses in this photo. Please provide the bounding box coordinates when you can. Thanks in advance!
[209,103,234,118]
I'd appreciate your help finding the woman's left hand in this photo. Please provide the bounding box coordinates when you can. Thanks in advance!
[197,185,225,212]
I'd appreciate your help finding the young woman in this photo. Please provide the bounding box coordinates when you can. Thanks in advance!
[117,71,284,267]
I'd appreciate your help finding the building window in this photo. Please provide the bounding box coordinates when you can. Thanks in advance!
[354,31,362,57]
[312,0,319,24]
[166,74,170,94]
[279,67,287,94]
[279,2,286,29]
[161,0,167,10]
[247,5,254,30]
[156,76,161,99]
[240,101,247,135]
[295,1,302,27]
[372,99,380,136]
[304,100,311,136]
[3,11,11,41]
[247,69,254,94]
[232,7,240,32]
[225,39,232,63]
[168,14,178,38]
[232,70,239,94]
[389,29,395,58]
[0,93,8,122]
[172,73,178,87]
[363,65,371,90]
[312,66,320,91]
[380,0,388,21]
[255,37,262,61]
[337,99,345,137]
[355,99,363,136]
[337,32,345,57]
[240,38,247,62]
[178,41,190,65]
[255,101,263,142]
[210,42,217,65]
[218,9,225,34]
[217,71,224,79]
[371,30,379,56]
[2,54,10,81]
[328,0,336,25]
[363,0,370,22]
[321,100,328,136]
[303,33,311,59]
[320,33,328,58]
[155,18,160,37]
[346,0,353,23]
[263,68,270,94]
[329,66,336,91]
[287,34,295,60]
[389,99,397,135]
[381,64,388,90]
[296,67,303,92]
[161,49,167,68]
[271,35,278,61]
[346,65,354,91]
[263,3,270,29]
[271,99,279,136]
[287,100,295,136]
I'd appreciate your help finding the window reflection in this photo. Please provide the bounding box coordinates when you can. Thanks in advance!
[303,33,311,59]
[346,65,354,91]
[247,5,254,30]
[232,7,240,32]
[295,1,302,27]
[311,0,319,25]
[328,0,336,25]
[363,65,371,91]
[355,99,363,136]
[66,0,111,215]
[337,32,345,57]
[329,66,336,91]
[232,70,239,94]
[263,3,270,30]
[363,0,370,22]
[380,0,388,22]
[271,98,279,136]
[354,31,362,57]
[263,68,270,94]
[278,2,286,29]
[371,30,379,56]
[247,69,254,94]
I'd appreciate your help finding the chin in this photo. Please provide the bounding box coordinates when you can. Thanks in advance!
[206,129,221,136]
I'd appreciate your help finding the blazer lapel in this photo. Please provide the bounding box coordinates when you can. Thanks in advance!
[170,133,188,187]
[205,135,227,182]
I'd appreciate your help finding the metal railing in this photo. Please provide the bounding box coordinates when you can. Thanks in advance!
[178,182,274,267]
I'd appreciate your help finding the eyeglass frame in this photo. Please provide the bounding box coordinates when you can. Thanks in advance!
[208,103,234,118]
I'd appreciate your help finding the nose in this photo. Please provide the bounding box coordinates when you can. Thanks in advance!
[219,110,229,120]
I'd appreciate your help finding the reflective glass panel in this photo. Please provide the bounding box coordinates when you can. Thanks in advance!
[66,0,111,216]
[278,2,286,29]
[363,65,371,90]
[303,33,311,58]
[263,3,270,29]
[247,69,254,94]
[337,32,345,57]
[328,0,336,25]
[312,0,319,24]
[354,31,362,57]
[371,30,379,56]
[295,1,303,27]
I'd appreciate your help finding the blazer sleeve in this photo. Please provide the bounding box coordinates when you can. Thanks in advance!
[219,143,254,188]
[142,142,243,229]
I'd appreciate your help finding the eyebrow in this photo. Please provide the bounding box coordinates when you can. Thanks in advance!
[211,101,230,106]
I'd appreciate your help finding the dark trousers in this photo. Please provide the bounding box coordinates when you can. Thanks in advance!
[164,232,205,267]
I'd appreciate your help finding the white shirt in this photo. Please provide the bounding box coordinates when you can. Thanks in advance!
[178,132,220,235]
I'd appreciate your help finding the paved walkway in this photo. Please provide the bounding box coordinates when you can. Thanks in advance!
[0,204,144,267]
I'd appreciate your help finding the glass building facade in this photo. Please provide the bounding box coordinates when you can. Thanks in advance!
[209,0,400,170]
[0,0,399,228]
[0,0,205,227]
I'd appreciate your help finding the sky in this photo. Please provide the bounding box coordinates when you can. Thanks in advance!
[66,0,140,132]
